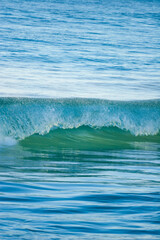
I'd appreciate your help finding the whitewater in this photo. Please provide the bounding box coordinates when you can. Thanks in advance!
[0,98,160,142]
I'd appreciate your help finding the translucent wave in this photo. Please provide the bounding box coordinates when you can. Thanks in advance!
[20,126,160,151]
[0,98,160,143]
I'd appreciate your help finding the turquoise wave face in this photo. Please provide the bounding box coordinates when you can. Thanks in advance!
[19,126,160,151]
[0,97,160,148]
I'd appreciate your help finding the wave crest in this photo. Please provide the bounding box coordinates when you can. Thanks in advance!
[0,98,160,142]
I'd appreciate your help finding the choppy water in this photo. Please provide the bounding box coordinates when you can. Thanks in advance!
[0,0,160,239]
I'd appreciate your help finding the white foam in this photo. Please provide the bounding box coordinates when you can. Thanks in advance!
[0,136,17,147]
[0,98,159,140]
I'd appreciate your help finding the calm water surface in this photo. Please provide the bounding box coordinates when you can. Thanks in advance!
[0,0,160,99]
[0,144,160,240]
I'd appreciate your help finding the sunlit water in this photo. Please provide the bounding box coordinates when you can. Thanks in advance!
[0,0,160,239]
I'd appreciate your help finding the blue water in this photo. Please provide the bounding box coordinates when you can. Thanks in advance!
[0,0,160,99]
[0,0,160,239]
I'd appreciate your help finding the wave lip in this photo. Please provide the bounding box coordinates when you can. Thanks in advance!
[0,98,160,145]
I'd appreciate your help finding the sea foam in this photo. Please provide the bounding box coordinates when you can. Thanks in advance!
[0,98,159,142]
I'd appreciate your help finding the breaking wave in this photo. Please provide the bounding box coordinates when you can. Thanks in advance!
[0,97,160,148]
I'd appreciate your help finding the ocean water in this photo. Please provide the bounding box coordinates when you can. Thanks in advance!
[0,0,160,239]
